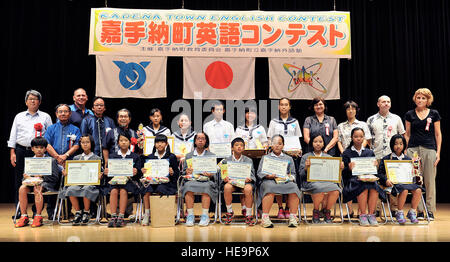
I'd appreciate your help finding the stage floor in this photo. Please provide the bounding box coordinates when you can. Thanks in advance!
[2,203,450,242]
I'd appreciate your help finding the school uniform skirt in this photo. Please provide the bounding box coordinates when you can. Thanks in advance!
[141,182,178,195]
[100,179,141,196]
[342,177,386,203]
[256,180,301,208]
[62,185,100,202]
[301,181,341,194]
[390,183,424,197]
[181,180,218,203]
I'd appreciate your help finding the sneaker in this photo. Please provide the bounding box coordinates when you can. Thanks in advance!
[31,215,43,228]
[427,212,435,221]
[406,210,419,224]
[284,208,290,218]
[261,216,274,228]
[319,208,324,219]
[368,214,379,227]
[72,212,82,226]
[241,209,246,217]
[224,212,233,225]
[81,212,91,225]
[245,215,256,226]
[396,211,406,224]
[108,217,117,228]
[199,214,210,227]
[288,216,298,228]
[277,208,285,219]
[141,214,150,226]
[115,217,126,227]
[185,214,195,227]
[312,209,321,224]
[15,216,29,228]
[359,214,370,226]
[417,212,425,220]
[324,209,333,223]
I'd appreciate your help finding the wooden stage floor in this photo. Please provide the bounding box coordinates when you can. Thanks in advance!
[2,203,450,242]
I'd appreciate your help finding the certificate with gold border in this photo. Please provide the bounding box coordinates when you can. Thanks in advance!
[64,160,101,186]
[307,156,342,183]
[384,160,414,184]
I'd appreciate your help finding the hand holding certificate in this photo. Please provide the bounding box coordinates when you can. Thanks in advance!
[107,159,134,177]
[192,156,217,174]
[350,157,378,175]
[384,160,414,184]
[261,156,289,178]
[24,157,52,176]
[307,156,342,183]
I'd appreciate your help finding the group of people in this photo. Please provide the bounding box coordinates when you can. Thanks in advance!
[8,87,441,228]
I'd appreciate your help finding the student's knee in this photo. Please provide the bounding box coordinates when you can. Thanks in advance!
[224,183,233,192]
[243,185,253,195]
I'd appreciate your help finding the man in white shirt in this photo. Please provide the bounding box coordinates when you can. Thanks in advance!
[203,101,235,144]
[8,90,53,216]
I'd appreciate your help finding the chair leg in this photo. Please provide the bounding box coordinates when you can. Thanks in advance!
[13,202,20,224]
[421,194,431,224]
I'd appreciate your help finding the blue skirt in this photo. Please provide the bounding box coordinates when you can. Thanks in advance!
[140,183,177,195]
[343,176,386,203]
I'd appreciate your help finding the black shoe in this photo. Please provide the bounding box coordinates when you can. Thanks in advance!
[427,212,435,221]
[115,217,126,227]
[391,210,397,218]
[375,211,380,217]
[12,211,21,220]
[417,212,425,220]
[72,212,82,225]
[108,217,117,228]
[81,212,91,225]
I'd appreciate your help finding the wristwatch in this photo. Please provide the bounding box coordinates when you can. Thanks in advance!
[65,153,70,157]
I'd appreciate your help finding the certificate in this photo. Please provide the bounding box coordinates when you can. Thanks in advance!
[307,156,342,183]
[143,136,175,155]
[351,157,378,175]
[107,159,134,177]
[192,156,217,174]
[208,143,231,158]
[173,140,193,156]
[226,162,252,180]
[24,157,52,176]
[65,160,101,186]
[384,160,414,184]
[283,136,301,151]
[261,156,289,178]
[144,159,170,178]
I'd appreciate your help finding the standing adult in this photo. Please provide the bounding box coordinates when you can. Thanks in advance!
[337,101,372,154]
[303,97,339,156]
[80,97,115,160]
[404,88,442,220]
[8,90,53,216]
[203,101,235,144]
[69,88,94,128]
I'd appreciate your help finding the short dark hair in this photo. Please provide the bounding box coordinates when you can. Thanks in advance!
[80,134,95,152]
[346,127,365,150]
[92,96,104,104]
[117,130,131,144]
[116,108,131,119]
[343,100,360,114]
[194,132,210,149]
[211,101,224,112]
[309,97,327,112]
[271,134,285,145]
[55,104,70,112]
[31,136,48,148]
[152,134,171,156]
[309,133,326,151]
[389,134,407,153]
[231,137,245,148]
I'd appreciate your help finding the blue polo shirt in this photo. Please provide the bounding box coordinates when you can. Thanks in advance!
[69,104,94,128]
[44,121,81,156]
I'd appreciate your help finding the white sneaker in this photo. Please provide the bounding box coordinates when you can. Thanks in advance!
[185,214,195,227]
[261,216,274,228]
[288,216,298,227]
[199,214,210,227]
[141,214,149,226]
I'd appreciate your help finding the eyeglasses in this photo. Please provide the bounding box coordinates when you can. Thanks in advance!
[57,110,70,114]
[27,98,39,101]
[93,104,105,107]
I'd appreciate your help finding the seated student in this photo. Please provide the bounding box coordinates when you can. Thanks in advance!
[142,108,171,137]
[378,134,423,224]
[15,136,61,228]
[62,134,102,225]
[256,134,301,228]
[342,127,386,227]
[140,134,179,226]
[220,137,256,226]
[103,131,142,228]
[299,134,344,223]
[181,132,218,227]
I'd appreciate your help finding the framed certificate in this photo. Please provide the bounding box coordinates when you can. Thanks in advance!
[226,162,252,180]
[24,157,52,176]
[283,136,301,151]
[192,156,217,174]
[64,160,101,186]
[261,156,289,178]
[143,136,175,156]
[307,156,342,183]
[144,159,170,178]
[173,140,193,156]
[384,160,414,184]
[107,158,134,177]
[208,143,231,158]
[350,157,378,175]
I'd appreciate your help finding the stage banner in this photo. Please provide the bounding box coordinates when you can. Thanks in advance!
[183,57,255,100]
[96,55,167,98]
[89,8,351,58]
[269,57,340,100]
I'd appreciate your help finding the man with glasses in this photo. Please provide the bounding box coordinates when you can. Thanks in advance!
[8,90,53,218]
[69,88,94,128]
[367,95,405,216]
[80,97,115,161]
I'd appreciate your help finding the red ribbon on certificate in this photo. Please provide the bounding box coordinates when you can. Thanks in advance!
[425,117,432,131]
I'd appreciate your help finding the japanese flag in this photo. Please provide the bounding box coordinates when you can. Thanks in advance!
[269,57,340,100]
[183,57,255,100]
[96,55,167,98]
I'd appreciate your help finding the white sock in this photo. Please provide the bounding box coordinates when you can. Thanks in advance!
[187,209,194,216]
[242,205,247,210]
[246,208,252,216]
[202,209,209,216]
[290,213,296,218]
[262,213,269,219]
[145,209,150,216]
[226,204,233,213]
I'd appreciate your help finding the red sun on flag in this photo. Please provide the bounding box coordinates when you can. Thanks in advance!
[204,61,234,89]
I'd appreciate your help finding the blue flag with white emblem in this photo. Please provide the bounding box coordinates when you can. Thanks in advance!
[96,55,167,98]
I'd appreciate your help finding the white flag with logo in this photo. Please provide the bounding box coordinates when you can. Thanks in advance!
[269,57,340,100]
[183,57,255,100]
[96,55,167,98]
